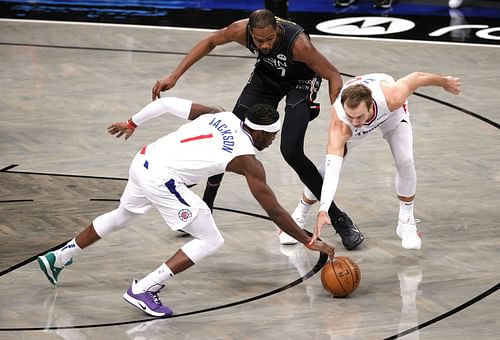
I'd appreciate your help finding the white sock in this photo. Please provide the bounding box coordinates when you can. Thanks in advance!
[135,263,174,293]
[399,200,415,222]
[54,238,81,267]
[293,199,312,218]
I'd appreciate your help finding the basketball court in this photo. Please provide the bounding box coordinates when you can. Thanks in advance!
[1,1,499,338]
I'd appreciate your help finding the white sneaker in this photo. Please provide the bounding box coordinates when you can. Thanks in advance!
[396,218,422,250]
[448,0,463,8]
[278,212,305,245]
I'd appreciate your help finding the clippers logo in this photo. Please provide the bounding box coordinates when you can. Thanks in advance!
[316,17,415,36]
[178,209,192,222]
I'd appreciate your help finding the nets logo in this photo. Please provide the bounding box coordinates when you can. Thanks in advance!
[316,17,415,36]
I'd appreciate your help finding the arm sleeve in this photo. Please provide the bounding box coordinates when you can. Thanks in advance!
[130,97,192,126]
[319,154,343,213]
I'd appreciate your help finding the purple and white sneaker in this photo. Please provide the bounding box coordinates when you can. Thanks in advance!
[123,279,173,317]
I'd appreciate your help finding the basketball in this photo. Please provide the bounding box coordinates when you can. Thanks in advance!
[321,256,361,297]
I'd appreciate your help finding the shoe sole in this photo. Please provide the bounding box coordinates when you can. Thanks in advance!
[123,292,172,318]
[343,234,364,251]
[37,256,57,285]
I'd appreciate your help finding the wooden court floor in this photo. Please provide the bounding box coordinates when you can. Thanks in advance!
[0,19,499,339]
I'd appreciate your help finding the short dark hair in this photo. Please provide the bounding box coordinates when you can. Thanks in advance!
[341,84,372,109]
[245,104,279,125]
[249,9,277,30]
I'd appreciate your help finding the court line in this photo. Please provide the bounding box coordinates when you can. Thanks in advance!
[1,18,499,49]
[384,283,500,340]
[0,191,327,331]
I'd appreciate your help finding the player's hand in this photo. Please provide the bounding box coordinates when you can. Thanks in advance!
[107,121,135,140]
[152,75,177,101]
[313,210,331,241]
[308,239,335,259]
[443,76,461,95]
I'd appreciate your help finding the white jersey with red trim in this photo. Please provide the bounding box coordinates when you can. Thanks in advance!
[334,73,410,147]
[144,111,255,185]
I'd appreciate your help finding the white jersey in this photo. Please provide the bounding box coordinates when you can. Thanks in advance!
[334,73,410,148]
[144,111,255,186]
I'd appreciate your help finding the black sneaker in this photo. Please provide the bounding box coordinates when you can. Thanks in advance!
[331,211,364,250]
[335,0,357,7]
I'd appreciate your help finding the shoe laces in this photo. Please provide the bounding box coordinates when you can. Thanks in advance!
[147,291,162,305]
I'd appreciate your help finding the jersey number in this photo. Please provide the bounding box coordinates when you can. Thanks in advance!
[180,133,213,143]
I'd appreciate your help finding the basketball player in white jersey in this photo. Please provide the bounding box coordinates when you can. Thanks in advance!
[292,72,460,250]
[37,97,334,317]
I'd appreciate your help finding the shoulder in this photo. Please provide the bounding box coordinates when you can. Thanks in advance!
[290,32,318,60]
[219,19,248,45]
[227,154,263,176]
[380,81,405,111]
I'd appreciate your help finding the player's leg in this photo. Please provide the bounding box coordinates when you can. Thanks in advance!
[283,89,363,250]
[124,181,223,317]
[38,152,147,285]
[384,120,421,250]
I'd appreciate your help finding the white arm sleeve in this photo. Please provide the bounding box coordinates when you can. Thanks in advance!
[130,97,192,126]
[319,154,343,213]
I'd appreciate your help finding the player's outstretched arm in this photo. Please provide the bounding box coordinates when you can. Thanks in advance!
[151,20,248,100]
[107,97,223,140]
[227,155,335,257]
[387,72,461,111]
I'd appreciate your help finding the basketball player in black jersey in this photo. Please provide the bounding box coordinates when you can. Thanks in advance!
[151,9,363,250]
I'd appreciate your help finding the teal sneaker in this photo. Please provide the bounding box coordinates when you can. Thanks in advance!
[37,252,72,285]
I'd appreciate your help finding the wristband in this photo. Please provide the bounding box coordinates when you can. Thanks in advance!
[304,238,314,249]
[127,118,137,129]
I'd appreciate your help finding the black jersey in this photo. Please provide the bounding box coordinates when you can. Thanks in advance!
[246,19,315,81]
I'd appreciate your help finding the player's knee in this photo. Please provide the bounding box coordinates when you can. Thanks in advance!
[181,234,224,264]
[396,157,415,179]
[207,233,225,255]
[93,206,138,238]
[280,144,303,166]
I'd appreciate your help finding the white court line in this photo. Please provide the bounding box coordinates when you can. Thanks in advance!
[1,18,499,49]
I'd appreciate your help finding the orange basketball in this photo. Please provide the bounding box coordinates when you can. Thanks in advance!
[321,256,361,297]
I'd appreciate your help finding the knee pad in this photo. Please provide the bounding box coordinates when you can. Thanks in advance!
[93,205,138,238]
[180,211,224,263]
[181,233,224,264]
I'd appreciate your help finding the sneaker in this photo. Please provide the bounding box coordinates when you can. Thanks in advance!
[331,211,364,250]
[448,0,463,8]
[396,218,422,250]
[373,0,393,8]
[278,212,305,245]
[335,0,357,6]
[37,252,73,285]
[123,279,173,317]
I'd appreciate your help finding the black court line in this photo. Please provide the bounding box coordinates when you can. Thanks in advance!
[0,201,326,331]
[0,240,70,277]
[0,41,255,60]
[384,282,500,340]
[1,42,497,129]
[0,166,127,181]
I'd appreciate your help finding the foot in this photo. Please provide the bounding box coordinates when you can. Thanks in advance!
[123,279,173,317]
[396,218,422,250]
[278,211,305,245]
[37,251,73,285]
[331,211,364,250]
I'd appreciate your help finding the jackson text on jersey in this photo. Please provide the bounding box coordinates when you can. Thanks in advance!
[208,117,235,153]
